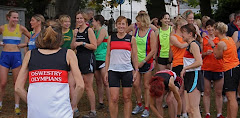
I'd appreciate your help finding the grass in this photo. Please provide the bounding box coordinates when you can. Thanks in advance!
[0,75,238,118]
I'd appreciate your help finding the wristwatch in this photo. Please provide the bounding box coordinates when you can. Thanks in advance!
[82,42,86,47]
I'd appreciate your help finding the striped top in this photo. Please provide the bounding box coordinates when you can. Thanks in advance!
[2,24,21,44]
[108,33,133,72]
[183,40,202,72]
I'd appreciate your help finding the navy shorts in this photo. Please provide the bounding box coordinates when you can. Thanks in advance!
[172,65,183,76]
[184,70,204,93]
[77,53,96,74]
[157,57,170,65]
[203,71,223,81]
[139,62,154,73]
[0,51,22,69]
[108,70,133,87]
[96,61,105,70]
[223,66,240,92]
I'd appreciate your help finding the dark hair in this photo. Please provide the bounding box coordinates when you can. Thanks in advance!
[205,19,215,27]
[181,24,201,43]
[127,18,132,26]
[234,10,240,19]
[159,12,170,27]
[94,15,105,26]
[6,10,18,21]
[149,76,165,97]
[35,20,63,49]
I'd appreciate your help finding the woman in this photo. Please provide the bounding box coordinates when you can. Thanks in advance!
[170,16,188,118]
[0,10,30,115]
[213,22,239,118]
[92,14,110,110]
[202,19,225,118]
[26,14,45,51]
[15,20,84,118]
[200,16,210,37]
[157,12,172,70]
[104,16,138,118]
[71,11,97,118]
[182,10,201,36]
[149,70,182,118]
[132,13,157,117]
[180,24,203,118]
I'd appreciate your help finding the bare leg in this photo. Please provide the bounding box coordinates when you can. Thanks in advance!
[133,72,142,105]
[226,91,238,118]
[187,88,201,118]
[94,70,104,104]
[100,67,110,102]
[68,71,76,106]
[203,78,211,114]
[158,64,167,71]
[83,73,96,111]
[123,87,132,118]
[214,78,224,115]
[0,66,9,104]
[109,87,119,118]
[143,72,151,108]
[166,92,177,118]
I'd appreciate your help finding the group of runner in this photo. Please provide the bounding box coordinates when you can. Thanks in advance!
[0,8,240,118]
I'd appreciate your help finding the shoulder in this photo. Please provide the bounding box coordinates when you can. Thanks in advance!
[67,49,75,57]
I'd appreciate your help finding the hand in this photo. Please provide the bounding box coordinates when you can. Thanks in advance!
[132,70,138,83]
[180,68,186,80]
[104,72,108,85]
[75,42,83,46]
[205,50,213,55]
[74,29,78,37]
[138,62,144,68]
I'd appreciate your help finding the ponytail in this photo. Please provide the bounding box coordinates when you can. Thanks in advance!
[43,26,57,42]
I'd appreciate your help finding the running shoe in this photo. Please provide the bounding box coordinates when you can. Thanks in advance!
[217,115,225,118]
[73,109,80,118]
[182,114,188,118]
[96,103,105,110]
[205,114,210,118]
[82,111,97,118]
[141,109,149,117]
[15,108,21,115]
[132,105,143,115]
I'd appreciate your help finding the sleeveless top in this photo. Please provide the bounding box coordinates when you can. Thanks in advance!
[154,70,177,90]
[183,40,202,72]
[221,37,239,71]
[171,34,186,67]
[135,28,153,63]
[237,31,240,61]
[158,26,171,58]
[202,36,224,72]
[62,29,73,49]
[76,27,93,54]
[28,33,39,50]
[28,48,72,118]
[108,33,133,72]
[94,27,108,61]
[2,24,21,45]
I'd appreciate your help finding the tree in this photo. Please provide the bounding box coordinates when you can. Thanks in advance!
[199,0,212,17]
[146,0,166,19]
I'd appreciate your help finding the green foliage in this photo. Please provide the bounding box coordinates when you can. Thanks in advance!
[214,0,240,23]
[183,0,199,8]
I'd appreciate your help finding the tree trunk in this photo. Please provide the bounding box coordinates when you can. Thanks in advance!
[146,0,166,19]
[55,0,81,28]
[200,0,212,17]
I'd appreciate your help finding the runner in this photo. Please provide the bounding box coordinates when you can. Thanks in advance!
[92,14,110,110]
[200,16,210,37]
[26,14,45,51]
[170,16,188,118]
[149,70,182,118]
[132,12,157,117]
[157,12,172,71]
[15,20,84,118]
[180,24,203,118]
[202,19,224,118]
[71,11,97,118]
[213,22,240,118]
[182,10,201,36]
[0,10,30,115]
[104,16,138,118]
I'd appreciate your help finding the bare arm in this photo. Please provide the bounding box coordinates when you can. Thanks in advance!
[169,77,182,116]
[96,28,108,46]
[125,24,134,33]
[104,36,111,84]
[149,96,163,118]
[71,29,78,50]
[84,28,97,50]
[170,35,188,49]
[67,50,85,109]
[150,24,158,32]
[0,26,4,46]
[131,36,139,81]
[213,41,226,59]
[18,25,30,48]
[15,51,31,103]
[232,31,240,49]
